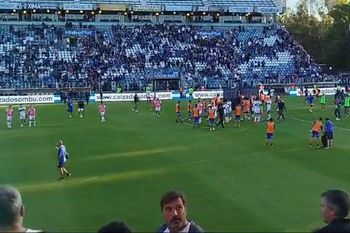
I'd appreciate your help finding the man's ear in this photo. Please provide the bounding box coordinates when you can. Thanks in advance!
[20,205,25,218]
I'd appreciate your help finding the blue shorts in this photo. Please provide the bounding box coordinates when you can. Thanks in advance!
[235,115,241,121]
[209,119,215,127]
[311,131,320,138]
[194,117,199,124]
[68,107,73,113]
[326,132,333,140]
[266,133,274,140]
[57,161,65,168]
[176,112,181,117]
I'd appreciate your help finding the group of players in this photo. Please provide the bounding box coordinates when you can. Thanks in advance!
[5,104,37,129]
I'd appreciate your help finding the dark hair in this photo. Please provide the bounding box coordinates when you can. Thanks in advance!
[325,118,329,121]
[160,191,186,211]
[321,189,350,218]
[97,221,132,233]
[319,117,323,121]
[269,118,274,122]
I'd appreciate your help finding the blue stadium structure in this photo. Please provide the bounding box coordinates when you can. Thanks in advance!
[0,0,326,92]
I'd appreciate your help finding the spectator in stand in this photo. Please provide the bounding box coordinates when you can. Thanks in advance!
[0,185,42,232]
[314,189,350,233]
[157,191,203,233]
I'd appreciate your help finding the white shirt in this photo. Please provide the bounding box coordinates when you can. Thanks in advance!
[163,222,191,233]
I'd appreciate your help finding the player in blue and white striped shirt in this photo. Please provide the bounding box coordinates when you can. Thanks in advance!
[56,140,71,181]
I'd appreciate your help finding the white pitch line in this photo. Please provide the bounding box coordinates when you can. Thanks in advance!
[288,117,350,131]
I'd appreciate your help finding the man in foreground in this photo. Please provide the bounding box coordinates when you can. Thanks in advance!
[0,185,42,232]
[157,191,204,233]
[314,189,350,233]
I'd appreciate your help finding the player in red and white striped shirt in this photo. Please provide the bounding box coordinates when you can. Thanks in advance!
[28,105,37,127]
[6,105,14,129]
[99,102,107,123]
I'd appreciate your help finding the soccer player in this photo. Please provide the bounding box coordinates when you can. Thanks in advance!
[324,118,334,149]
[208,105,216,131]
[344,94,349,117]
[227,99,232,122]
[187,100,193,120]
[18,104,27,127]
[56,140,71,181]
[6,105,14,129]
[243,98,251,120]
[67,99,73,118]
[155,98,162,118]
[146,86,151,103]
[215,94,221,107]
[277,99,287,121]
[132,93,139,113]
[307,93,314,112]
[216,103,225,128]
[99,102,107,123]
[335,103,341,121]
[266,118,276,147]
[28,104,37,127]
[77,99,85,118]
[308,117,323,148]
[234,103,242,127]
[253,98,262,123]
[175,101,183,123]
[266,97,272,120]
[320,93,326,110]
[197,98,203,124]
[192,104,200,128]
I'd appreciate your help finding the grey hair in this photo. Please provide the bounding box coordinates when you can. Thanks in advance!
[0,185,23,226]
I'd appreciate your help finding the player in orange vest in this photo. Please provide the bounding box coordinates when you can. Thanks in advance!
[266,118,276,147]
[308,117,323,148]
[192,104,200,128]
[187,100,193,120]
[234,104,242,127]
[176,101,183,123]
[207,105,216,131]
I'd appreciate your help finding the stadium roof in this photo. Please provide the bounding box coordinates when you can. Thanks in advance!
[0,0,282,13]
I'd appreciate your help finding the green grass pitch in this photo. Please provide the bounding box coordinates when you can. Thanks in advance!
[0,96,350,232]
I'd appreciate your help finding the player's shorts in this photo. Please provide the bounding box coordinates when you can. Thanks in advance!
[100,111,105,117]
[68,107,73,113]
[155,107,161,112]
[57,161,65,168]
[176,112,181,117]
[235,115,241,121]
[7,116,12,121]
[266,133,274,140]
[209,119,215,126]
[78,108,84,112]
[344,106,349,110]
[311,130,320,138]
[326,132,333,140]
[146,93,151,98]
[20,115,26,120]
[193,117,199,124]
[29,115,35,120]
[254,112,261,117]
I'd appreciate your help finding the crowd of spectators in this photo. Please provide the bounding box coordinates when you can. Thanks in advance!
[0,23,325,92]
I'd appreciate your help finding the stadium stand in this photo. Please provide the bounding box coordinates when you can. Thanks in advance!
[0,23,322,91]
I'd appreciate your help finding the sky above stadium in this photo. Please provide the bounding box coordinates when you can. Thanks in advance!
[286,0,298,9]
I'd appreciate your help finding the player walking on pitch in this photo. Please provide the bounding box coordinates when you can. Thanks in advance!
[99,102,107,123]
[56,140,71,181]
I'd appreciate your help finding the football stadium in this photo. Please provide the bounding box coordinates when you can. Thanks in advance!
[0,0,350,232]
